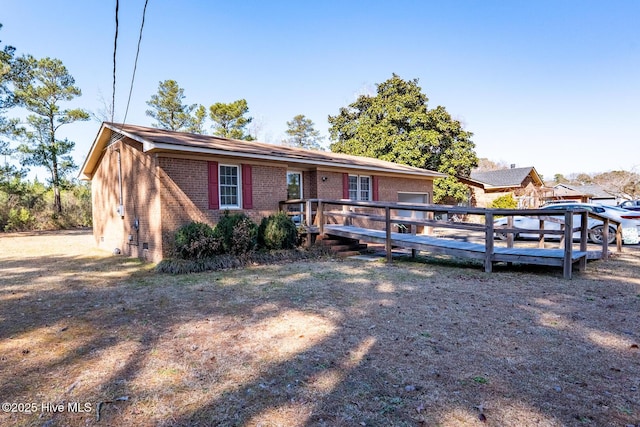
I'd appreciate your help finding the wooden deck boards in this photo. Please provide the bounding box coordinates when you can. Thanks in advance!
[324,224,589,273]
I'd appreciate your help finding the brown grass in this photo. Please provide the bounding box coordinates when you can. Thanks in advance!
[0,230,639,426]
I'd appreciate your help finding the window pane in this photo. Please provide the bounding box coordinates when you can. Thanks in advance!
[360,176,370,201]
[287,172,302,200]
[219,165,239,207]
[349,175,358,200]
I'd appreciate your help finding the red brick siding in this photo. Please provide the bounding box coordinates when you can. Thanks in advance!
[377,176,433,202]
[316,172,433,203]
[91,142,437,260]
[317,171,346,199]
[303,171,317,199]
[157,157,287,258]
[91,139,162,262]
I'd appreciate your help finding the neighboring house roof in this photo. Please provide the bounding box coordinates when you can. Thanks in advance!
[553,184,614,199]
[80,122,446,180]
[464,166,543,189]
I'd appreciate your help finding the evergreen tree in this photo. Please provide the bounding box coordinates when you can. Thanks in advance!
[0,23,24,191]
[146,79,205,132]
[283,114,323,150]
[329,74,477,203]
[209,99,253,140]
[13,55,89,213]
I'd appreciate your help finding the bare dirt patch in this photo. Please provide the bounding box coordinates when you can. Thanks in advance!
[1,231,639,426]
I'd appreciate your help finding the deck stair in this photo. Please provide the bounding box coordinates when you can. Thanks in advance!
[316,235,367,257]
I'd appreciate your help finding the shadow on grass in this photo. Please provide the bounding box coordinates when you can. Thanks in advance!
[1,232,639,426]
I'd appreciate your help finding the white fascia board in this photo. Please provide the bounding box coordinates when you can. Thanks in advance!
[104,123,155,150]
[147,142,445,179]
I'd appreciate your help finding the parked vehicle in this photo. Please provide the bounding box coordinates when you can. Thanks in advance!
[494,202,640,244]
[618,200,640,211]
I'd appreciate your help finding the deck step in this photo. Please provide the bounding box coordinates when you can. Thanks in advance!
[329,244,354,252]
[336,250,362,258]
[319,239,341,246]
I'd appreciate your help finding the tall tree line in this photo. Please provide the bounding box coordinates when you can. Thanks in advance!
[145,79,255,140]
[0,23,91,231]
[146,79,327,150]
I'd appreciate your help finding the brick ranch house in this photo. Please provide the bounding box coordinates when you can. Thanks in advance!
[80,122,445,262]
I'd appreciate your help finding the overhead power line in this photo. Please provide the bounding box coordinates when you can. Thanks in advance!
[111,0,149,128]
[111,0,119,123]
[122,0,149,127]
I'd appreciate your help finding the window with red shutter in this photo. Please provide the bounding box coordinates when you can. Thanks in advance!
[242,164,253,209]
[372,176,379,201]
[208,161,219,209]
[342,173,349,199]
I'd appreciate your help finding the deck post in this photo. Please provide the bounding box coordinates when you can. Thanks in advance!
[318,201,324,236]
[579,211,588,271]
[602,218,610,260]
[563,211,573,279]
[538,218,546,248]
[507,215,514,248]
[426,211,434,236]
[385,206,392,263]
[305,199,312,228]
[484,212,494,273]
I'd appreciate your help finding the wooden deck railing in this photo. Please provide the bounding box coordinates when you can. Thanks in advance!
[279,199,622,269]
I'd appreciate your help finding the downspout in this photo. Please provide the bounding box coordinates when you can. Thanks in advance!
[116,148,124,217]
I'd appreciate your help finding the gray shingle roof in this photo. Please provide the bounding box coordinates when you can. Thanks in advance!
[554,184,613,198]
[470,167,538,187]
[80,122,447,180]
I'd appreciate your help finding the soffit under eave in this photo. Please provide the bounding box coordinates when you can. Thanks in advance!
[315,165,443,180]
[150,147,444,180]
[78,124,113,180]
[527,167,544,186]
[154,151,317,171]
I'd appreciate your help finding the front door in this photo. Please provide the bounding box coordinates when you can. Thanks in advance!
[286,171,303,225]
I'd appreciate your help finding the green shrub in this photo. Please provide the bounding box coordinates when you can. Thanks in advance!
[156,246,328,274]
[5,207,35,231]
[156,254,242,274]
[490,194,517,209]
[174,222,220,260]
[258,212,299,250]
[213,211,257,255]
[229,217,258,255]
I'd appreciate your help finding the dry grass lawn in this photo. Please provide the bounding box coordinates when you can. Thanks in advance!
[0,230,639,427]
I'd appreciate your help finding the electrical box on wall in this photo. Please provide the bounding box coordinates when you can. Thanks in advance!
[116,205,125,217]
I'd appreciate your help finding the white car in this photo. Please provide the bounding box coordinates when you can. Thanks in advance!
[494,202,640,245]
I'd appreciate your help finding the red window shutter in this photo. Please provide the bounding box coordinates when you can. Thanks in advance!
[208,161,219,209]
[372,176,379,201]
[242,164,253,209]
[342,173,349,199]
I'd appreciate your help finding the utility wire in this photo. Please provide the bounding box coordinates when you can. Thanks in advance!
[111,0,119,123]
[121,0,149,128]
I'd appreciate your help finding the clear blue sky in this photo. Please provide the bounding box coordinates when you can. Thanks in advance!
[3,0,639,180]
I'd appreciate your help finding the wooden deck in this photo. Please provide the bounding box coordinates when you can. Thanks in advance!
[281,198,622,279]
[324,224,589,278]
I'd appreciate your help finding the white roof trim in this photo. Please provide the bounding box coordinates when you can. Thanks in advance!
[147,142,444,178]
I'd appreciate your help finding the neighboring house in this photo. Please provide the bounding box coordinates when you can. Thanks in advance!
[460,166,550,208]
[551,184,616,205]
[80,122,445,262]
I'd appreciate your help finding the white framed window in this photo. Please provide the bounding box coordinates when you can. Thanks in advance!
[287,171,304,225]
[348,174,371,201]
[286,171,303,200]
[219,164,241,209]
